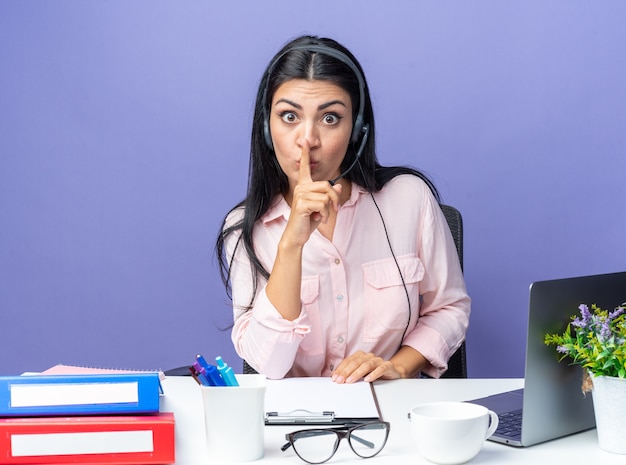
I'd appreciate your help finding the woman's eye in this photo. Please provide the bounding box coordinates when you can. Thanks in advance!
[280,112,298,123]
[323,113,341,125]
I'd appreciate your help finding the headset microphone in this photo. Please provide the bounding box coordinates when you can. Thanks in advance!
[328,124,369,186]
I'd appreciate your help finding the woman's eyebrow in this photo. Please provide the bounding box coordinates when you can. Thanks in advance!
[318,100,347,111]
[275,98,301,109]
[274,99,347,111]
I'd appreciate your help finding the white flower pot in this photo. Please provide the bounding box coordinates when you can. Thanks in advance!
[591,374,626,454]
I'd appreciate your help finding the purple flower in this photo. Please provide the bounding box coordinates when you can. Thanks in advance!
[598,320,612,343]
[579,304,592,322]
[572,304,592,328]
[609,306,625,320]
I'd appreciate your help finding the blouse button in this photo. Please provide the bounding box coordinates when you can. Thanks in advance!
[335,258,341,265]
[337,294,344,302]
[330,364,334,371]
[337,336,344,344]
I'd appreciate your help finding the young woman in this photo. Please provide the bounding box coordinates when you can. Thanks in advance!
[216,35,470,382]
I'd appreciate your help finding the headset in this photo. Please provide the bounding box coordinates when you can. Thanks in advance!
[261,44,370,185]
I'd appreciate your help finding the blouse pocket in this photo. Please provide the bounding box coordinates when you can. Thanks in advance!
[298,275,324,355]
[362,255,425,342]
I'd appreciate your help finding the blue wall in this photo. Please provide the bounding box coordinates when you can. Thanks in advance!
[1,1,625,377]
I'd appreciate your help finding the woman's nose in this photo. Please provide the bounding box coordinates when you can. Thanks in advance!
[297,123,320,148]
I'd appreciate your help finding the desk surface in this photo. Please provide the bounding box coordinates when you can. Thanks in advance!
[160,376,621,465]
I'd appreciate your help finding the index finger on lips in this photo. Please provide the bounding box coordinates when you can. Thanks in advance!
[298,141,312,184]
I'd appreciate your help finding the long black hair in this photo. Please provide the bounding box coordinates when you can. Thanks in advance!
[216,35,439,307]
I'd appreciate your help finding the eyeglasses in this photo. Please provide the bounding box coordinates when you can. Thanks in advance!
[281,421,391,464]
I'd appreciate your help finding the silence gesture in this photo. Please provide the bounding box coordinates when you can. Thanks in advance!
[285,140,342,247]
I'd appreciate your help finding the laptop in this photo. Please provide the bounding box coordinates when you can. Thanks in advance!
[469,271,626,447]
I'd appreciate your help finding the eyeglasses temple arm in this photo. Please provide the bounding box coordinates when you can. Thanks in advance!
[349,434,376,449]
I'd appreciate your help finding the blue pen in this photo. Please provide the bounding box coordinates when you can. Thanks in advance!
[199,372,212,386]
[196,354,227,386]
[216,356,239,386]
[196,354,212,371]
[204,364,227,386]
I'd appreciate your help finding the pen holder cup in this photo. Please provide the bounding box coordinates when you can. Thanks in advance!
[201,373,266,462]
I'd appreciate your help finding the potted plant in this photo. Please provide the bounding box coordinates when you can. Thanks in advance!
[545,302,626,454]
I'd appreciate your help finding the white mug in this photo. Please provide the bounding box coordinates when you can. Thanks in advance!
[201,374,266,462]
[409,401,499,464]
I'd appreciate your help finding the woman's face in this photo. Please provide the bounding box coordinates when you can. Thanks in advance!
[269,79,353,190]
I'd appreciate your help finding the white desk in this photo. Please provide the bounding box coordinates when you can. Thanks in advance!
[160,376,622,465]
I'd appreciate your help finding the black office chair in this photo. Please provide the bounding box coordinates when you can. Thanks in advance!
[243,204,468,378]
[438,204,467,379]
[243,359,257,375]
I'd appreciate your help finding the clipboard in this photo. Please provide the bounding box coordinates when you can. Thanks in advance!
[265,409,336,424]
[264,378,382,425]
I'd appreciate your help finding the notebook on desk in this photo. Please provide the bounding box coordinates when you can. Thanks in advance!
[469,271,626,447]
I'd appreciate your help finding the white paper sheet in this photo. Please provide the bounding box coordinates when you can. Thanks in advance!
[265,377,380,422]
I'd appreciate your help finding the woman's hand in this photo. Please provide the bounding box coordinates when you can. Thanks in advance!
[331,351,402,384]
[283,141,341,247]
[331,347,431,383]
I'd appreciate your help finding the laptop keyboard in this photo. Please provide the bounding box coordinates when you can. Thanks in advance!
[496,409,523,438]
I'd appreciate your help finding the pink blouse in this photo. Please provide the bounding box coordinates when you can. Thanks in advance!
[225,175,471,379]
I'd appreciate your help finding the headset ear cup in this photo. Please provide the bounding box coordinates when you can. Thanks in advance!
[351,115,364,144]
[263,117,273,150]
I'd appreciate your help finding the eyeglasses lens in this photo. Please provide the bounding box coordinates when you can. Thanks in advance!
[292,429,339,464]
[348,422,389,458]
